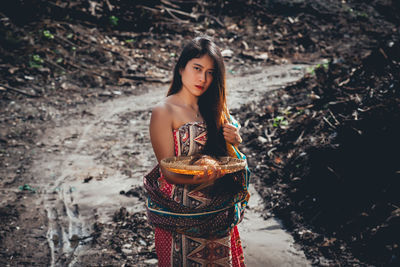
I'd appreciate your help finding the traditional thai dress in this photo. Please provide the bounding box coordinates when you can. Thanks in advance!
[144,121,250,267]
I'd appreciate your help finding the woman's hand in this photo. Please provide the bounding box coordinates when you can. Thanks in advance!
[193,165,223,183]
[223,123,242,146]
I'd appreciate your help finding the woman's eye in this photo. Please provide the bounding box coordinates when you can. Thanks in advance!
[207,71,213,76]
[194,66,200,71]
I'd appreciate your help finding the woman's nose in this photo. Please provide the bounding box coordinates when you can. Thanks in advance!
[199,71,206,82]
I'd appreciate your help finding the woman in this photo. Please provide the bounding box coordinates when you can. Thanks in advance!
[144,36,250,267]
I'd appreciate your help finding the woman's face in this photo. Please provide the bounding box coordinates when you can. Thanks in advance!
[180,54,215,97]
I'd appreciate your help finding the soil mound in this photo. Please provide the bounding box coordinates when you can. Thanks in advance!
[237,39,400,266]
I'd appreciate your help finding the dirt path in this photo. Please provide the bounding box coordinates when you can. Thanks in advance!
[27,64,312,266]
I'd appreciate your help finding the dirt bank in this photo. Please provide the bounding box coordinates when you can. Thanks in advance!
[236,41,400,266]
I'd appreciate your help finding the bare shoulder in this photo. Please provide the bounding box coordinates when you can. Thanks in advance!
[150,99,174,126]
[151,101,169,116]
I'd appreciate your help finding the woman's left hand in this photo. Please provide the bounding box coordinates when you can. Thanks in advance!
[223,123,242,146]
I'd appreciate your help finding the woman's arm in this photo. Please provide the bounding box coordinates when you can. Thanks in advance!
[222,123,242,146]
[150,104,221,184]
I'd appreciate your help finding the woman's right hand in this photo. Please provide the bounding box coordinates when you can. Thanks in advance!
[193,165,223,183]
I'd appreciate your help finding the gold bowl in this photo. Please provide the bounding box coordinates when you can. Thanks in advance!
[160,155,246,175]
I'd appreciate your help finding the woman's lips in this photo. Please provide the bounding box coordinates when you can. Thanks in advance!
[195,85,203,90]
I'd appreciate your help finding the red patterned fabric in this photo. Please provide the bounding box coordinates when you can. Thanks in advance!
[230,226,246,267]
[152,122,246,266]
[155,228,172,267]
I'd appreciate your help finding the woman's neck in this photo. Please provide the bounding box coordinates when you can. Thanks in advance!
[176,90,198,108]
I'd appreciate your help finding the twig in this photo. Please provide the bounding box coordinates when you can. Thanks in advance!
[141,4,194,23]
[328,109,340,125]
[327,166,339,177]
[139,4,224,27]
[294,130,305,145]
[105,0,114,11]
[155,63,172,70]
[122,75,170,83]
[351,127,363,135]
[156,18,191,26]
[54,34,79,48]
[311,110,318,118]
[66,61,109,80]
[264,128,272,143]
[163,6,191,23]
[379,48,388,59]
[66,25,90,45]
[139,5,162,14]
[161,0,180,9]
[267,147,277,157]
[161,6,198,20]
[198,13,225,27]
[0,84,38,97]
[44,59,67,71]
[323,116,336,129]
[169,0,198,3]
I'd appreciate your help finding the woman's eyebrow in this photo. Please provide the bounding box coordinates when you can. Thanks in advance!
[193,63,215,70]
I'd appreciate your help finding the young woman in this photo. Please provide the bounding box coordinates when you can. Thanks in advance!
[144,36,250,267]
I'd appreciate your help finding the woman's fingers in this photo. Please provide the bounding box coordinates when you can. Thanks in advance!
[205,166,212,180]
[223,123,237,131]
[207,165,223,180]
[216,166,222,179]
[211,165,219,180]
[193,166,210,182]
[223,124,238,133]
[193,165,223,183]
[223,127,236,139]
[223,132,236,143]
[193,174,202,182]
[223,123,241,144]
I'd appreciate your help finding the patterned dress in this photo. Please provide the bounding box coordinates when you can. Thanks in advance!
[154,121,246,267]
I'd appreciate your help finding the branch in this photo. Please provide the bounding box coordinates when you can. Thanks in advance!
[0,84,38,97]
[122,75,170,83]
[44,59,67,71]
[161,6,199,20]
[199,13,225,27]
[160,0,181,9]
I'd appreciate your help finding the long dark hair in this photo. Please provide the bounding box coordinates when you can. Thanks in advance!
[167,36,228,156]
